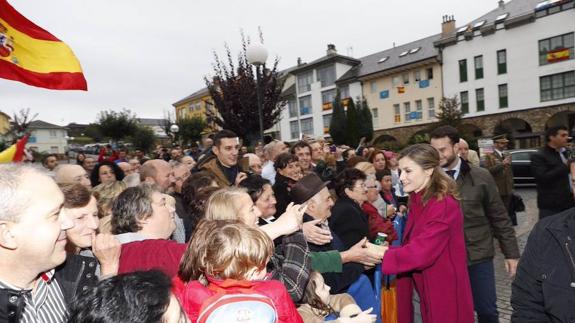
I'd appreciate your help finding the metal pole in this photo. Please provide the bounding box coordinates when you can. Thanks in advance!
[256,64,264,142]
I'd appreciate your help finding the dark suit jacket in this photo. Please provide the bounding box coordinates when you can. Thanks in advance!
[531,145,574,212]
[329,196,370,250]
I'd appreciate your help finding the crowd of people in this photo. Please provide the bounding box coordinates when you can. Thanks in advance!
[0,125,574,323]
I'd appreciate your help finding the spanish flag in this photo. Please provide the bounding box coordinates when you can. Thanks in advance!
[0,134,29,163]
[397,86,405,94]
[546,48,570,63]
[0,0,87,90]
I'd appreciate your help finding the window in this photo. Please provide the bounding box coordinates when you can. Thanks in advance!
[392,76,400,86]
[460,91,469,114]
[370,81,377,93]
[300,118,314,135]
[321,89,336,104]
[299,95,312,115]
[539,33,574,66]
[497,50,507,74]
[404,102,411,121]
[499,84,508,108]
[323,114,332,134]
[409,47,421,54]
[297,71,313,93]
[49,130,57,137]
[415,100,423,120]
[476,88,485,112]
[540,71,575,101]
[394,104,401,123]
[378,56,389,63]
[459,59,468,82]
[288,99,298,118]
[290,121,300,139]
[339,85,350,99]
[402,73,409,84]
[372,108,378,119]
[427,97,435,119]
[427,67,434,80]
[414,70,421,82]
[317,65,336,87]
[474,55,483,79]
[50,146,59,154]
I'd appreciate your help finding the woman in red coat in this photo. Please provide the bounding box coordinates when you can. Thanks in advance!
[381,144,473,323]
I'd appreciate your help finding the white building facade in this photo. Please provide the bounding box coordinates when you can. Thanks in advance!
[26,120,68,154]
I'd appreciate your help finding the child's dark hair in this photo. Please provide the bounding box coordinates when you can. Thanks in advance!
[301,271,334,317]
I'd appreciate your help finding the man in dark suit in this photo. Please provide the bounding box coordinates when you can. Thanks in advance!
[531,125,574,219]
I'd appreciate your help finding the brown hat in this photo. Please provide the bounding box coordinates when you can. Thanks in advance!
[291,173,329,204]
[493,134,509,143]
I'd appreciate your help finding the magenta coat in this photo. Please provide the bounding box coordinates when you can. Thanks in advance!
[382,191,474,323]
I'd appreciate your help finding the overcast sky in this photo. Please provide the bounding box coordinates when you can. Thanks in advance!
[1,0,498,126]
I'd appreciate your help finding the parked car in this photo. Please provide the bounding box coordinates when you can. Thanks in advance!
[508,149,538,186]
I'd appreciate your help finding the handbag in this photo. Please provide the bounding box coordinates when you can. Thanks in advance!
[381,279,397,323]
[511,193,525,213]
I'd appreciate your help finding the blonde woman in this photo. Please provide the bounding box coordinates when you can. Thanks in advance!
[204,187,310,303]
[380,144,473,323]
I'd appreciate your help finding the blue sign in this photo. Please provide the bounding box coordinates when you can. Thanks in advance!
[379,90,389,99]
[419,80,430,88]
[28,136,37,143]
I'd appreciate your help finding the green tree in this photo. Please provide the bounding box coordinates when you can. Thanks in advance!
[177,116,207,146]
[329,90,346,145]
[205,31,286,145]
[130,125,156,153]
[345,99,361,146]
[84,123,104,142]
[435,96,463,128]
[357,98,374,142]
[96,109,138,143]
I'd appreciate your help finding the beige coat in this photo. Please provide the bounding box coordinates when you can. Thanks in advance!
[297,293,356,323]
[484,151,514,196]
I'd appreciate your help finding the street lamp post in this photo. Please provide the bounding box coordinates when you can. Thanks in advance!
[170,124,179,147]
[246,42,268,143]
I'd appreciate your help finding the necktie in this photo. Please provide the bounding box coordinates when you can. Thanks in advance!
[446,170,456,179]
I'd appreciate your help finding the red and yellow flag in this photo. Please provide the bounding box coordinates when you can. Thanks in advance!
[0,0,87,90]
[0,134,29,163]
[546,48,570,63]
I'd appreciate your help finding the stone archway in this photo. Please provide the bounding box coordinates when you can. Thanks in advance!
[373,134,400,150]
[496,117,537,149]
[546,110,575,134]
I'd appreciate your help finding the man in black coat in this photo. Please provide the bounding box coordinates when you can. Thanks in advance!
[531,126,574,219]
[511,206,575,322]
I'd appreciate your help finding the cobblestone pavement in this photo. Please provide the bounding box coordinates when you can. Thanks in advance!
[413,187,538,323]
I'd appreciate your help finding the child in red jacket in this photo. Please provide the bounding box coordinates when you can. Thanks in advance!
[172,219,303,323]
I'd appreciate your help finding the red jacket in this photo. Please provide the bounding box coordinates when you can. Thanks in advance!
[382,191,474,323]
[118,239,186,277]
[362,202,397,243]
[172,276,303,323]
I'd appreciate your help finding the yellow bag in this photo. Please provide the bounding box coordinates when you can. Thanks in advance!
[381,280,397,323]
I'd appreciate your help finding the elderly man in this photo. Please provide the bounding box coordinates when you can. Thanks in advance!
[0,165,74,322]
[42,154,59,174]
[261,140,289,184]
[54,164,92,188]
[111,185,186,277]
[117,161,134,176]
[180,156,195,169]
[291,173,383,310]
[459,138,480,167]
[128,158,141,173]
[81,156,96,174]
[244,153,263,175]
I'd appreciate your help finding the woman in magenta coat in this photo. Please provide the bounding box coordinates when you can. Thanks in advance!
[381,144,473,323]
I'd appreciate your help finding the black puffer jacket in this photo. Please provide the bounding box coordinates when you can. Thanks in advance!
[511,207,575,322]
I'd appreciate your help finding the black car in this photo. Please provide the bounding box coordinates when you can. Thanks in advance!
[508,149,538,186]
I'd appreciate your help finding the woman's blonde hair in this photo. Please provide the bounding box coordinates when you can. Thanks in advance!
[204,187,247,221]
[354,161,376,177]
[178,219,274,283]
[398,143,458,204]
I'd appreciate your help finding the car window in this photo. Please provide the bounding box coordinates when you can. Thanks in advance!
[511,151,533,161]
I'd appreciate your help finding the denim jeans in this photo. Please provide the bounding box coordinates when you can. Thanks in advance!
[468,259,499,323]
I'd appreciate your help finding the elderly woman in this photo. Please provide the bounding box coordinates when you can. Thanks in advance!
[329,168,371,250]
[273,152,302,216]
[204,187,310,302]
[90,160,125,188]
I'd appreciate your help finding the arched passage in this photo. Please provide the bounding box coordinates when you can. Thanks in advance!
[496,118,537,149]
[373,134,400,150]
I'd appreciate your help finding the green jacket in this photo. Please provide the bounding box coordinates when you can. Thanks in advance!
[456,158,520,265]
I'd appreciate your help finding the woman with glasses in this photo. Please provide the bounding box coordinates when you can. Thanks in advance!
[329,168,372,250]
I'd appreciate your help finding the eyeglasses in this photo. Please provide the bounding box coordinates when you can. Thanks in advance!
[353,183,368,190]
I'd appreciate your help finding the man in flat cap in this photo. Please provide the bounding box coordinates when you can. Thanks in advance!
[484,134,515,224]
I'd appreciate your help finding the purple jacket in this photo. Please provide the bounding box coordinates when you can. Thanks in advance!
[382,191,474,323]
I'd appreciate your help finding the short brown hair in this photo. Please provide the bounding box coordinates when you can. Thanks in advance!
[59,183,92,209]
[178,219,274,282]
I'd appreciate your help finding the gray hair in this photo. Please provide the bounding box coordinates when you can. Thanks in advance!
[111,183,159,234]
[0,165,38,222]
